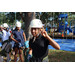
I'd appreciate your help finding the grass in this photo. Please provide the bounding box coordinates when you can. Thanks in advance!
[48,49,75,62]
[1,48,75,62]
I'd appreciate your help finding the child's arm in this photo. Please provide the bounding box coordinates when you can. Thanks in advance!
[29,47,32,55]
[10,33,19,43]
[46,35,60,50]
[23,32,26,42]
[0,27,5,31]
[41,28,60,50]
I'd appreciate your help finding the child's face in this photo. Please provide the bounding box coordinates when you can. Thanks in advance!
[16,27,21,30]
[31,28,40,37]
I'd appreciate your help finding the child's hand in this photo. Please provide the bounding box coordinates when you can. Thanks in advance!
[41,28,48,38]
[15,41,19,43]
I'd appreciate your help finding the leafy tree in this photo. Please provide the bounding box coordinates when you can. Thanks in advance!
[0,12,75,39]
[6,12,21,25]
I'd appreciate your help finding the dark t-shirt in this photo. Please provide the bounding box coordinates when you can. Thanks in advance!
[29,34,49,59]
[12,29,24,44]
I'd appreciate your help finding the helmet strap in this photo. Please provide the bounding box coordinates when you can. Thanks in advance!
[32,33,39,43]
[36,33,39,37]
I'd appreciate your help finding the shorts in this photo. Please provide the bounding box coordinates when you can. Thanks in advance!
[13,43,24,49]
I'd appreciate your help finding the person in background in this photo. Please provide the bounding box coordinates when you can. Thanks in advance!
[0,23,12,62]
[10,21,26,62]
[10,27,19,62]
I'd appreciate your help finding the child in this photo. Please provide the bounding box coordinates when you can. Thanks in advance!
[10,22,26,62]
[28,19,60,62]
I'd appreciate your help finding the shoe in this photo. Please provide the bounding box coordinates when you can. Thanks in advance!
[9,58,11,62]
[16,57,19,62]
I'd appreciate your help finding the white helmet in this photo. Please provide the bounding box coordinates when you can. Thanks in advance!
[3,23,8,28]
[30,19,42,28]
[15,21,21,27]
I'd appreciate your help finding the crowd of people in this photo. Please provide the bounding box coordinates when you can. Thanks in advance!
[0,19,60,62]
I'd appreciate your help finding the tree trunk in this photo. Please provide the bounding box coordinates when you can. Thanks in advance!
[24,12,36,40]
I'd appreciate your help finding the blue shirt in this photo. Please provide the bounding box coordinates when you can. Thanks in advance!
[12,29,24,44]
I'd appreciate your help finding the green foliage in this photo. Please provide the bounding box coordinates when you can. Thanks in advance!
[6,12,21,24]
[38,12,75,27]
[0,12,75,28]
[0,12,21,26]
